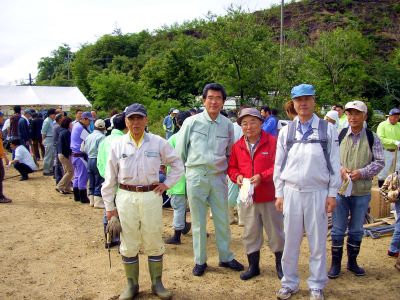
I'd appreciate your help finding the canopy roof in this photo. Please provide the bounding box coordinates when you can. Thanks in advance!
[0,86,91,106]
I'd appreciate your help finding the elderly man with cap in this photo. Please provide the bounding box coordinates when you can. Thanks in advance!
[228,108,284,281]
[274,84,341,300]
[83,119,106,208]
[329,101,384,280]
[41,108,57,175]
[102,103,183,300]
[70,111,93,203]
[376,108,400,187]
[176,83,244,277]
[324,110,339,129]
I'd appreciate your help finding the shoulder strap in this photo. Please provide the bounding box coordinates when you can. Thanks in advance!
[280,121,296,172]
[338,127,349,145]
[365,128,375,160]
[318,119,334,175]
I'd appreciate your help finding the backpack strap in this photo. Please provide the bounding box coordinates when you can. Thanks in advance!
[318,119,334,175]
[338,127,349,145]
[365,128,375,161]
[280,121,296,172]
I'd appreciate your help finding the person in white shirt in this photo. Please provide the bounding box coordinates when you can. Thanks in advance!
[9,138,37,180]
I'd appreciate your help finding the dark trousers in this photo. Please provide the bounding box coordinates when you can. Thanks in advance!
[32,139,45,160]
[14,162,33,179]
[88,158,103,196]
[0,159,4,198]
[54,154,64,184]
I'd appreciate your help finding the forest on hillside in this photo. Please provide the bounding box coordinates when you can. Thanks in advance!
[34,0,400,122]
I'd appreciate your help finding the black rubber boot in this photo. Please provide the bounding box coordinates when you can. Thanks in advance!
[275,251,284,280]
[148,256,172,300]
[165,230,182,245]
[73,187,80,202]
[328,239,343,279]
[347,239,366,276]
[182,212,191,235]
[240,251,260,280]
[79,189,90,204]
[119,256,139,300]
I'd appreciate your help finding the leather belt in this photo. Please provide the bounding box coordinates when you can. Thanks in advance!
[72,153,85,157]
[119,184,158,192]
[385,149,396,152]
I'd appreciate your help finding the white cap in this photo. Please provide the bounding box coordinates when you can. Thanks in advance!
[94,119,106,129]
[345,100,367,113]
[325,110,339,124]
[172,109,179,114]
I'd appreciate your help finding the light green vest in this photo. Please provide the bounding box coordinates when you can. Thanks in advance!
[339,131,372,196]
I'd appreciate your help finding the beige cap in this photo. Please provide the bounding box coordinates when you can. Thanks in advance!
[94,119,106,129]
[237,108,264,125]
[345,100,367,113]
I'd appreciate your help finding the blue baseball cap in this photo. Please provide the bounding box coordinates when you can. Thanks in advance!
[291,84,316,99]
[81,111,94,120]
[125,103,147,118]
[388,108,400,116]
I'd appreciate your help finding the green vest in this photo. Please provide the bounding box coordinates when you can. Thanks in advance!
[339,131,372,196]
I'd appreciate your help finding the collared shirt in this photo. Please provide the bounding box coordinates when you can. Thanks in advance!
[83,129,106,159]
[41,117,54,138]
[345,127,384,179]
[297,116,313,135]
[129,132,144,148]
[376,119,400,150]
[273,114,341,198]
[101,132,184,211]
[97,129,125,178]
[176,110,234,176]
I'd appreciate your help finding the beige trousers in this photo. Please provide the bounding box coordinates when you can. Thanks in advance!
[242,201,285,254]
[115,189,165,258]
[57,154,74,192]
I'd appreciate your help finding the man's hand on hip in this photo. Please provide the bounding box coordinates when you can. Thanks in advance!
[153,182,169,195]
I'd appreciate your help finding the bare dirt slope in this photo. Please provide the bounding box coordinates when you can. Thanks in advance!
[0,166,399,300]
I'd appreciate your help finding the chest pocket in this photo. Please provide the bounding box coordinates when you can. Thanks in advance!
[190,130,208,151]
[215,135,229,156]
[144,150,161,174]
[119,155,135,179]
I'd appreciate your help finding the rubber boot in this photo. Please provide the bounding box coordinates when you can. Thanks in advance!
[165,230,181,245]
[182,212,191,235]
[94,196,105,209]
[119,257,139,300]
[89,195,94,207]
[79,189,90,204]
[148,256,172,300]
[73,187,80,202]
[275,251,284,280]
[347,239,365,276]
[240,251,260,280]
[328,239,343,279]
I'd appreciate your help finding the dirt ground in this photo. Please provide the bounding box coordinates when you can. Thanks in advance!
[1,164,400,300]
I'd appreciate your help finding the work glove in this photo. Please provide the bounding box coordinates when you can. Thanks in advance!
[106,216,122,240]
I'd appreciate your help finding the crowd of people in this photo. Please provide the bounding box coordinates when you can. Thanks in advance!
[1,82,400,300]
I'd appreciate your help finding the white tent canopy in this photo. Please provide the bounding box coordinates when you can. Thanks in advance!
[0,86,92,106]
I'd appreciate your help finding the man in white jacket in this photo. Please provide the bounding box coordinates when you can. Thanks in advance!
[273,84,341,300]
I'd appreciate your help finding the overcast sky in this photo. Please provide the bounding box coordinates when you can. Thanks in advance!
[0,0,283,85]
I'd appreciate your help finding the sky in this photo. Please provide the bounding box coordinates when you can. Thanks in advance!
[0,0,283,86]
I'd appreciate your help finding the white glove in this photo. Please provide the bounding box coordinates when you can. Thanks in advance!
[395,141,400,147]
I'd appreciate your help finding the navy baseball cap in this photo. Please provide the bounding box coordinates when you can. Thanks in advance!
[81,111,94,120]
[291,84,316,99]
[125,103,147,118]
[388,108,400,116]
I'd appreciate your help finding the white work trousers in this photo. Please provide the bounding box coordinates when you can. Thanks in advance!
[281,186,328,290]
[115,189,165,258]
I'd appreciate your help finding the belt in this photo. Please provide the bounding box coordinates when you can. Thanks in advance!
[72,153,85,157]
[119,184,158,192]
[385,149,396,152]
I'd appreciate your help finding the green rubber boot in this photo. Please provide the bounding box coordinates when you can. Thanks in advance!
[119,257,139,300]
[148,256,172,300]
